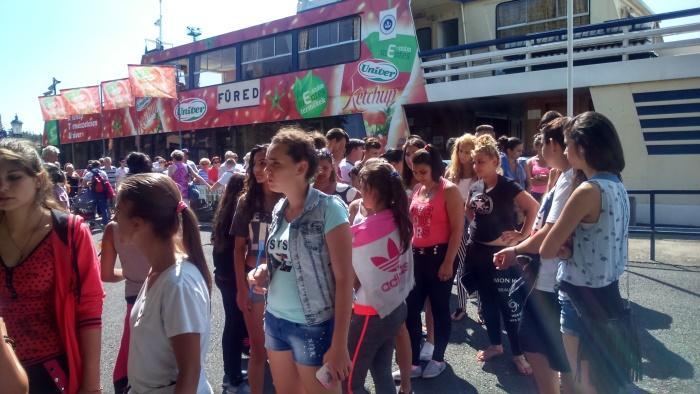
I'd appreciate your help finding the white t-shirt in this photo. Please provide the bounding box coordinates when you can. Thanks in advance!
[215,168,235,188]
[338,158,354,183]
[128,260,213,394]
[82,169,108,183]
[535,168,574,292]
[456,178,474,201]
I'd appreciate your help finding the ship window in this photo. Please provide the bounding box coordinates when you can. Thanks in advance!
[242,33,293,79]
[298,16,360,69]
[496,0,590,40]
[194,47,236,87]
[416,27,432,51]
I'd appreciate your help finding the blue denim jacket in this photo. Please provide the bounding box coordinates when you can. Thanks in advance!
[267,186,342,325]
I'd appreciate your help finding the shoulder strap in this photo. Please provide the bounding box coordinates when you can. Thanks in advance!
[52,209,82,301]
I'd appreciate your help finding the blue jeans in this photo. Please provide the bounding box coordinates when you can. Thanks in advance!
[264,311,333,366]
[94,197,110,225]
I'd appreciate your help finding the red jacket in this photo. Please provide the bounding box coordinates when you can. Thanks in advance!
[50,210,105,394]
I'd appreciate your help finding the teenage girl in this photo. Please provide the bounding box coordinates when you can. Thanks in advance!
[211,173,247,393]
[345,159,414,393]
[526,134,551,201]
[406,145,464,379]
[313,149,360,206]
[0,138,104,394]
[232,144,283,394]
[493,116,575,394]
[249,128,353,394]
[117,173,213,393]
[445,133,478,321]
[541,112,634,393]
[466,135,539,375]
[100,162,153,393]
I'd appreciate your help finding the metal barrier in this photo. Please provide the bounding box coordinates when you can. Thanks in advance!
[627,190,700,260]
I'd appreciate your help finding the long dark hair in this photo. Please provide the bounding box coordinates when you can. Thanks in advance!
[401,136,426,187]
[118,173,213,292]
[411,144,444,182]
[359,159,413,253]
[212,172,246,253]
[238,144,283,216]
[565,111,625,178]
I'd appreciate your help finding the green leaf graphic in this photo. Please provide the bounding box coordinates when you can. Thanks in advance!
[293,71,328,119]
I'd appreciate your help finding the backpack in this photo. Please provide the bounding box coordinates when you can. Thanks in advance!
[90,170,106,195]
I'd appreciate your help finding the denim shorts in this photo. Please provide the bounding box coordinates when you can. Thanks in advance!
[559,295,582,336]
[264,311,333,366]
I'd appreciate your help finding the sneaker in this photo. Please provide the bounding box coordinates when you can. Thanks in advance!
[419,341,434,361]
[223,381,250,394]
[421,360,447,379]
[392,365,422,381]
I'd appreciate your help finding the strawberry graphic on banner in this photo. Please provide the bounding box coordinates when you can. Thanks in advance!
[38,95,69,121]
[128,65,177,99]
[61,86,101,115]
[101,78,134,110]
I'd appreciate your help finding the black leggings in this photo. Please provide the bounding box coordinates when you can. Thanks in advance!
[467,241,523,355]
[215,274,248,385]
[406,244,455,364]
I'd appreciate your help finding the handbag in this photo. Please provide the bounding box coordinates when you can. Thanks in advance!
[559,280,642,391]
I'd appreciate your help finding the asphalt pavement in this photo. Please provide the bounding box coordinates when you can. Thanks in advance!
[96,231,700,393]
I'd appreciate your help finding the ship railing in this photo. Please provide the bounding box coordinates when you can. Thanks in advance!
[419,7,700,84]
[627,190,700,261]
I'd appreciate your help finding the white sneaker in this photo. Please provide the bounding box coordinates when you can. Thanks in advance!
[421,360,447,379]
[419,341,434,361]
[392,365,422,381]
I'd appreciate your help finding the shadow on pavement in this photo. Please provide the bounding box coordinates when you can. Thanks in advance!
[632,302,695,380]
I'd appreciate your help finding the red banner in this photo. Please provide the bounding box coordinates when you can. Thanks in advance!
[61,86,101,115]
[128,65,177,99]
[59,114,103,143]
[38,95,69,121]
[101,79,134,110]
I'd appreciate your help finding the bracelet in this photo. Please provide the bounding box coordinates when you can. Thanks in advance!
[3,335,15,349]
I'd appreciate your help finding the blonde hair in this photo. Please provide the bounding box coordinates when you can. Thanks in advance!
[446,133,476,183]
[472,134,502,174]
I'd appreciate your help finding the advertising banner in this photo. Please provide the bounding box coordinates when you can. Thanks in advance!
[102,106,138,139]
[38,95,69,121]
[61,86,101,115]
[44,120,60,146]
[128,65,177,99]
[59,114,102,143]
[101,78,134,110]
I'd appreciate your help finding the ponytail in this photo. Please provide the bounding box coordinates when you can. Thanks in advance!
[411,144,444,182]
[180,206,213,293]
[359,159,413,252]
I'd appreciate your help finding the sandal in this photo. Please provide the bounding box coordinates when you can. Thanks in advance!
[450,308,467,321]
[476,345,503,362]
[513,355,533,375]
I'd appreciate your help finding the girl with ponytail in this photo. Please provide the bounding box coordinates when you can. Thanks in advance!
[345,159,414,393]
[405,145,464,378]
[116,173,213,393]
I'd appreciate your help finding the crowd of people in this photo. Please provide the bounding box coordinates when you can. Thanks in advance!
[0,110,641,394]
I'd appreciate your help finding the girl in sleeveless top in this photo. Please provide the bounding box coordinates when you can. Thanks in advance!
[168,149,208,206]
[445,133,478,322]
[313,149,360,206]
[405,145,464,379]
[527,133,551,201]
[100,158,153,393]
[541,112,635,393]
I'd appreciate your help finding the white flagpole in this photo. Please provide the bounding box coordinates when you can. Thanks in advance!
[567,0,574,117]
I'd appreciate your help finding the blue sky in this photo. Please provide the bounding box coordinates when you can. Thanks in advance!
[0,0,698,135]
